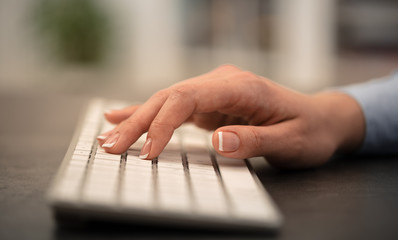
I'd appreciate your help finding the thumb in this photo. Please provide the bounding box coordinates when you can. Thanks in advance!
[212,123,296,160]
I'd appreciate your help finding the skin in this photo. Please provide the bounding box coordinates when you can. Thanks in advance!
[97,65,365,169]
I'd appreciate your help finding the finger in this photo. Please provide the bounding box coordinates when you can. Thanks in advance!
[143,90,197,159]
[212,122,303,166]
[101,91,168,154]
[96,129,114,146]
[104,105,140,124]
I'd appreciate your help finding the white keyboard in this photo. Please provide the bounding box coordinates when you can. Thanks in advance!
[47,99,282,231]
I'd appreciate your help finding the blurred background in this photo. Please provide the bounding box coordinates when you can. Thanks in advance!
[1,0,398,101]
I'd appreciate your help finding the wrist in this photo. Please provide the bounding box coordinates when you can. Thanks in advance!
[312,92,366,153]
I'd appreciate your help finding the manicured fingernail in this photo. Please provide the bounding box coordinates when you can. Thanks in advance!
[139,138,152,159]
[97,135,107,140]
[102,132,120,148]
[104,109,113,115]
[218,131,240,152]
[97,130,113,140]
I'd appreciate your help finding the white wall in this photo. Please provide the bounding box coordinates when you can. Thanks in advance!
[273,0,336,92]
[0,0,184,101]
[0,0,339,98]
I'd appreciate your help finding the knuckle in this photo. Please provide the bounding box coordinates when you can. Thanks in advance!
[124,118,137,127]
[232,71,267,94]
[249,128,262,151]
[152,89,169,100]
[151,119,175,131]
[215,64,241,73]
[233,70,257,81]
[169,85,191,100]
[123,118,145,134]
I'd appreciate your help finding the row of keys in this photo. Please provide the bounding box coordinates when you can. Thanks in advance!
[55,99,104,200]
[81,101,124,205]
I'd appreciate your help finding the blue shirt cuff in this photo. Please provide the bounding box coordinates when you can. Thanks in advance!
[339,71,398,154]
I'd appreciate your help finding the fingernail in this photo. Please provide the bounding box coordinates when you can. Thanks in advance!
[97,130,113,140]
[218,131,240,152]
[97,135,107,140]
[139,138,152,159]
[102,132,120,148]
[104,109,113,115]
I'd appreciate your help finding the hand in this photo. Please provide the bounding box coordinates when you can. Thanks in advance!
[97,65,365,168]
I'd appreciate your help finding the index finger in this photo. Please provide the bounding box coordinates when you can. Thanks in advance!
[142,87,197,159]
[100,90,168,154]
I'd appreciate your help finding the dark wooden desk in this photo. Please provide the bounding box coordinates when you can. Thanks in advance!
[1,92,397,240]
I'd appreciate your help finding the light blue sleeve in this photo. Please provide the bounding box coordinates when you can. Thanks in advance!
[340,71,398,154]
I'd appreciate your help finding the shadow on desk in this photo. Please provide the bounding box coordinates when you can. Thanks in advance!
[256,155,398,240]
[54,219,275,240]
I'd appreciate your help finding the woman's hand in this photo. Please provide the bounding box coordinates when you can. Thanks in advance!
[97,65,365,168]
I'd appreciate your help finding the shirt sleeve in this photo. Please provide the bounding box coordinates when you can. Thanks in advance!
[339,71,398,154]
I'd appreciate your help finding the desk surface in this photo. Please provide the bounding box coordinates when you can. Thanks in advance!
[1,92,398,240]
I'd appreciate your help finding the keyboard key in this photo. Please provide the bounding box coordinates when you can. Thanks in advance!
[157,157,190,212]
[73,150,91,156]
[129,133,147,150]
[126,155,152,167]
[121,169,154,209]
[92,159,120,166]
[216,155,271,221]
[95,153,121,161]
